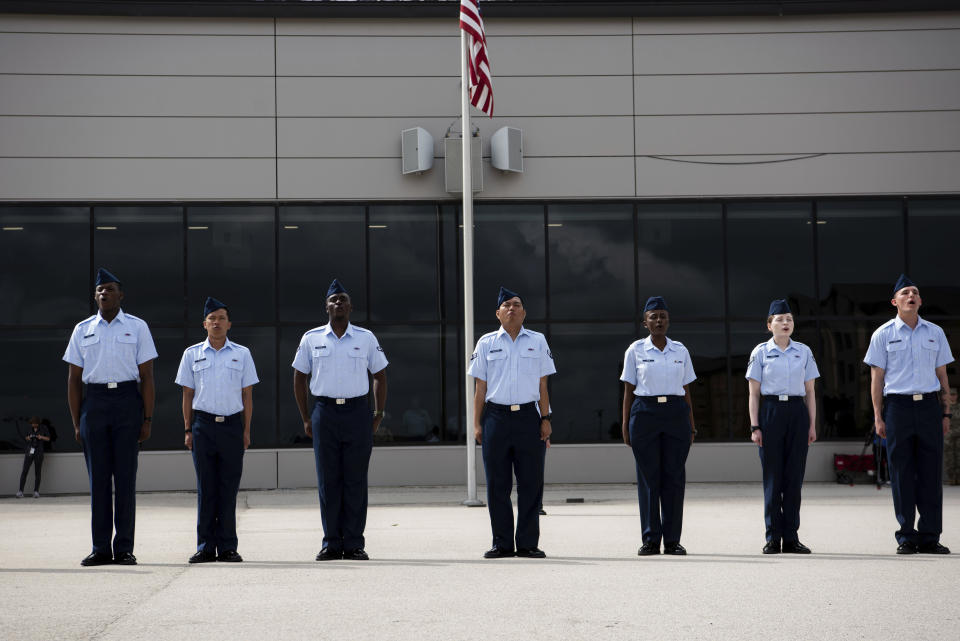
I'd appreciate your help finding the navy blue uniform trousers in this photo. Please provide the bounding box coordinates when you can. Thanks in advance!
[191,412,245,554]
[758,397,809,543]
[482,403,545,551]
[628,396,691,546]
[79,382,142,556]
[884,394,943,545]
[312,398,373,552]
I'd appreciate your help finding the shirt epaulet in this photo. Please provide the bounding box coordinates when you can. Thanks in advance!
[352,325,373,335]
[304,326,327,336]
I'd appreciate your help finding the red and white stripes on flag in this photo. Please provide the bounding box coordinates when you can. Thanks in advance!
[459,0,493,117]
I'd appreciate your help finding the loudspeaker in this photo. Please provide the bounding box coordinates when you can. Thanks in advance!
[444,134,483,193]
[490,126,523,173]
[401,127,434,174]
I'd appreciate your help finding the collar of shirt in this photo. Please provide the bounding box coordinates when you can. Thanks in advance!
[200,336,235,354]
[495,325,530,343]
[764,337,797,353]
[93,308,128,328]
[893,315,928,333]
[641,336,679,353]
[321,322,356,340]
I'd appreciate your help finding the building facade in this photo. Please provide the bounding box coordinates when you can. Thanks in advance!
[1,1,958,489]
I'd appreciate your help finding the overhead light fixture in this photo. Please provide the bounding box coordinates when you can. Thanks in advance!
[96,226,118,230]
[283,225,299,230]
[2,226,24,231]
[188,226,209,230]
[368,225,388,229]
[547,223,563,228]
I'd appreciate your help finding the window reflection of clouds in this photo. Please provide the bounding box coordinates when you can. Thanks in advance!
[475,205,546,316]
[636,205,723,316]
[369,205,437,322]
[908,200,960,316]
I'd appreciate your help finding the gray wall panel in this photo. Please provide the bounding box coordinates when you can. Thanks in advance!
[0,32,275,75]
[277,17,631,37]
[277,34,631,77]
[632,12,960,34]
[278,76,632,117]
[633,70,960,115]
[278,116,632,158]
[0,75,275,116]
[634,152,960,197]
[279,157,634,199]
[633,29,960,74]
[0,116,275,157]
[0,14,273,34]
[634,112,960,155]
[0,158,276,199]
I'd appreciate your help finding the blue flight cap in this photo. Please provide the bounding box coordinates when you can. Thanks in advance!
[497,286,522,307]
[643,296,668,313]
[893,273,916,295]
[94,267,121,287]
[768,299,792,316]
[326,279,348,299]
[203,296,228,318]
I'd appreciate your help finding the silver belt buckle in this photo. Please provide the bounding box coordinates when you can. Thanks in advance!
[912,393,923,401]
[657,396,667,404]
[510,404,520,411]
[215,416,225,423]
[779,394,788,401]
[336,398,346,405]
[107,382,118,389]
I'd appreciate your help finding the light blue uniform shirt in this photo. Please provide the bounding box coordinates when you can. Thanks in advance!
[291,323,388,398]
[63,309,158,384]
[745,338,820,396]
[864,316,953,395]
[468,326,556,405]
[620,336,696,397]
[175,337,259,416]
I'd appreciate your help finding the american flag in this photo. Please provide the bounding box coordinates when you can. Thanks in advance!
[459,0,493,117]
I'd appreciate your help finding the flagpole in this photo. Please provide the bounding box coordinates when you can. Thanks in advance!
[461,29,482,507]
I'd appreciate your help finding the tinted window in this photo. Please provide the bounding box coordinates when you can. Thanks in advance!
[908,200,960,316]
[474,205,546,320]
[368,205,438,322]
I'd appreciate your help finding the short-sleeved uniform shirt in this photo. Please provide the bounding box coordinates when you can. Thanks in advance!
[620,336,696,397]
[175,337,259,416]
[863,316,953,395]
[745,338,820,396]
[468,326,556,405]
[63,309,158,383]
[292,323,388,398]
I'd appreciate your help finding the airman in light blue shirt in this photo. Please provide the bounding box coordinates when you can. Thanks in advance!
[64,309,157,384]
[468,326,556,405]
[175,336,259,417]
[621,336,696,397]
[864,316,953,395]
[746,338,819,397]
[292,323,389,399]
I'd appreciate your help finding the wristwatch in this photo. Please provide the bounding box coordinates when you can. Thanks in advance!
[750,425,761,432]
[540,414,552,422]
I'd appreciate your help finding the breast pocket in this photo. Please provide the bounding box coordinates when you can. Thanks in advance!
[519,348,539,375]
[920,340,939,368]
[225,358,244,383]
[885,340,908,368]
[486,350,507,375]
[668,358,686,390]
[191,358,212,385]
[116,332,138,359]
[79,334,100,359]
[349,348,368,373]
[313,346,332,371]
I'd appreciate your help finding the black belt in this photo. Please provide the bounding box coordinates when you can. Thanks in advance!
[886,392,939,401]
[486,401,536,412]
[636,395,684,404]
[315,395,367,407]
[762,395,804,402]
[87,380,137,391]
[195,410,242,423]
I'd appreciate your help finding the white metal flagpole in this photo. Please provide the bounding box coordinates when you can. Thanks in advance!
[461,29,482,507]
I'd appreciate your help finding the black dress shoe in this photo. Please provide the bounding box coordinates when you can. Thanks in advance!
[637,542,660,556]
[762,541,781,554]
[80,552,113,567]
[217,550,243,562]
[344,549,369,560]
[189,549,217,564]
[782,541,811,554]
[483,547,515,559]
[918,542,951,555]
[663,542,687,556]
[114,552,138,565]
[315,548,343,561]
[896,541,919,555]
[539,508,547,516]
[516,548,546,558]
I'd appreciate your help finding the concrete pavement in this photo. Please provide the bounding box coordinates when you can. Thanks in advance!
[1,483,958,641]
